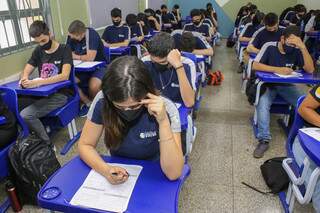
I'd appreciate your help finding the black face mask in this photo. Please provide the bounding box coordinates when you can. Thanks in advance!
[41,39,52,51]
[113,20,121,26]
[116,107,144,122]
[193,21,201,26]
[153,62,169,72]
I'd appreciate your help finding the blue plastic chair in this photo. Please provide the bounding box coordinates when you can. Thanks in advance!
[0,87,28,213]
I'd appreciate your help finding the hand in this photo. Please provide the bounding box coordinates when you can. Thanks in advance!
[105,165,129,185]
[277,67,294,75]
[72,52,81,60]
[140,93,168,123]
[19,77,28,86]
[286,35,306,50]
[102,40,110,47]
[21,78,42,88]
[167,49,183,69]
[147,16,156,21]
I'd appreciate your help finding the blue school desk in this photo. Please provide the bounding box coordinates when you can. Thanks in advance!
[178,104,191,130]
[109,46,131,56]
[0,116,6,125]
[240,41,249,47]
[255,71,320,84]
[38,155,191,213]
[2,80,71,97]
[74,61,106,72]
[249,52,257,59]
[298,130,320,167]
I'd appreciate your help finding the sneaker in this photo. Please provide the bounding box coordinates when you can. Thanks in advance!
[253,141,270,158]
[79,104,90,117]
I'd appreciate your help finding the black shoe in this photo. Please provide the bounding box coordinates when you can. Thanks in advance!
[253,141,270,158]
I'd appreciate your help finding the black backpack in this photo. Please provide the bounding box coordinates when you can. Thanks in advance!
[8,134,61,205]
[245,77,267,105]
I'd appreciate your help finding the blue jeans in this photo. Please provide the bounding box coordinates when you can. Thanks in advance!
[256,85,303,142]
[293,137,320,212]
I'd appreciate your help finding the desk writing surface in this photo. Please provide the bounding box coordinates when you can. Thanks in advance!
[74,61,106,72]
[0,116,6,125]
[255,71,320,84]
[298,130,320,167]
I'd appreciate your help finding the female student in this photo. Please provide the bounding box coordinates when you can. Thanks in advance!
[78,56,184,184]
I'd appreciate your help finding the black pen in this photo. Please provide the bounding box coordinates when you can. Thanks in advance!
[111,172,130,177]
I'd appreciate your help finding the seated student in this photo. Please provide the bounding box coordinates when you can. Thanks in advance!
[0,97,17,149]
[292,85,320,212]
[280,7,294,24]
[239,4,258,27]
[235,6,249,29]
[206,3,218,24]
[137,12,151,35]
[283,4,306,26]
[305,12,320,54]
[142,32,196,108]
[252,26,314,158]
[67,20,106,114]
[160,4,177,32]
[183,9,212,42]
[102,8,130,48]
[172,4,182,29]
[200,9,216,36]
[144,8,161,32]
[175,31,214,56]
[78,56,184,184]
[19,21,72,143]
[126,14,144,42]
[239,12,264,42]
[247,13,285,54]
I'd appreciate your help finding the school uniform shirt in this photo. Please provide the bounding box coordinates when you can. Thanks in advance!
[128,23,143,39]
[142,55,197,104]
[66,28,105,62]
[161,12,176,24]
[87,91,181,160]
[250,27,285,50]
[183,23,211,38]
[102,24,130,44]
[203,18,213,28]
[27,44,73,95]
[148,16,161,31]
[242,24,264,38]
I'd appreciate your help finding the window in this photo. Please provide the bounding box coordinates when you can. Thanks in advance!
[0,0,52,56]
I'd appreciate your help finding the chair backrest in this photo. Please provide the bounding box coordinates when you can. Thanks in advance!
[0,86,28,138]
[286,95,306,157]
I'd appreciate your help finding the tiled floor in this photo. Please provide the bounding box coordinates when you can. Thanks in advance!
[0,44,316,212]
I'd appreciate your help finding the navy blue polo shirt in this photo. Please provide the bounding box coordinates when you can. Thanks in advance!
[251,27,284,50]
[255,42,304,69]
[183,23,211,37]
[161,12,176,24]
[142,55,196,103]
[102,24,130,44]
[203,18,213,27]
[172,31,210,51]
[242,24,263,38]
[87,91,181,160]
[66,28,106,62]
[128,23,143,38]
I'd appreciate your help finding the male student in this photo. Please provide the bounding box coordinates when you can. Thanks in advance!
[126,14,144,42]
[19,20,72,144]
[160,4,177,32]
[102,8,130,48]
[283,4,306,26]
[252,26,314,158]
[183,9,212,42]
[172,4,182,29]
[144,8,161,31]
[142,32,196,108]
[239,12,265,42]
[67,20,106,115]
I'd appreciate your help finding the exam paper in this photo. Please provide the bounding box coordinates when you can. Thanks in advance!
[70,163,143,212]
[75,61,103,68]
[274,71,302,78]
[300,128,320,142]
[73,60,82,66]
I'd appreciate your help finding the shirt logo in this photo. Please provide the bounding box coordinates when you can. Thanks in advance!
[40,63,59,78]
[119,34,125,37]
[171,83,180,88]
[82,46,87,50]
[139,131,157,139]
[285,63,294,68]
[54,60,61,65]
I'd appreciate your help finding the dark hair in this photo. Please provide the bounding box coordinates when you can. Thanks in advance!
[146,32,175,58]
[264,12,278,27]
[126,14,137,26]
[161,4,167,9]
[237,6,249,17]
[173,4,179,9]
[206,3,212,8]
[282,25,301,39]
[29,20,49,38]
[252,12,265,25]
[68,20,86,35]
[179,32,196,53]
[190,9,201,18]
[294,4,306,13]
[111,8,122,18]
[249,4,257,13]
[101,56,159,149]
[144,8,155,17]
[155,10,161,15]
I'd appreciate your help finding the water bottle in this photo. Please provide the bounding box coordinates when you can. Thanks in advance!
[315,56,320,78]
[5,180,22,212]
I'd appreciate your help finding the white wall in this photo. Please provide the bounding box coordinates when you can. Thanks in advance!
[297,0,320,10]
[148,0,166,10]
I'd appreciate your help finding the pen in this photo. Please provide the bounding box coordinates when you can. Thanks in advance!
[111,172,130,177]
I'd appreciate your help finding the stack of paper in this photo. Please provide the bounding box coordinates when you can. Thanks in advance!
[74,61,103,69]
[300,128,320,142]
[274,71,302,78]
[70,163,143,212]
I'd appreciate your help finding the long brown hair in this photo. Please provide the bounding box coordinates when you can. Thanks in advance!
[101,56,159,149]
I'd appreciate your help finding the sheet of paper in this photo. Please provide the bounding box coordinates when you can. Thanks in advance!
[73,60,82,66]
[70,163,143,212]
[274,71,303,78]
[75,61,102,69]
[300,128,320,142]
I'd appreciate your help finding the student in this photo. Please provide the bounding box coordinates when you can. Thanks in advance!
[283,4,306,26]
[235,6,249,28]
[142,32,196,108]
[172,4,182,29]
[200,9,216,37]
[292,85,320,212]
[137,12,151,35]
[78,56,184,184]
[144,8,161,32]
[102,8,130,48]
[305,12,320,54]
[280,7,294,23]
[126,14,144,42]
[206,3,218,22]
[0,97,17,149]
[239,12,265,42]
[160,4,177,32]
[67,20,106,115]
[19,21,72,143]
[183,9,211,42]
[247,13,285,54]
[252,26,314,158]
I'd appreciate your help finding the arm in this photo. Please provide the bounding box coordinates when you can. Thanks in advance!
[73,50,97,61]
[253,61,294,75]
[108,40,130,48]
[192,47,214,56]
[20,64,35,83]
[247,44,260,54]
[137,23,145,41]
[298,92,320,127]
[148,16,161,31]
[239,36,252,42]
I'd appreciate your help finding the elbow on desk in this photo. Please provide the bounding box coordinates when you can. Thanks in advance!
[184,99,195,108]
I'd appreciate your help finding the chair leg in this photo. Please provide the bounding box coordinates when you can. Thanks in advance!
[67,123,74,140]
[0,197,10,213]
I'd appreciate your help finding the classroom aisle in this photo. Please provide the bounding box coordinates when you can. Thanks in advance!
[0,44,315,213]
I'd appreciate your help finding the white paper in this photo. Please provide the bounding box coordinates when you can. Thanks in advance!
[73,60,82,66]
[70,164,143,212]
[75,61,103,69]
[274,71,303,78]
[300,128,320,142]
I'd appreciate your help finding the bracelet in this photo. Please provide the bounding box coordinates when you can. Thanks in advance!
[158,136,174,143]
[174,65,184,70]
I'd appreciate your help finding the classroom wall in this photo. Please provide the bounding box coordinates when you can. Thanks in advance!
[168,0,297,37]
[297,0,320,10]
[0,0,89,80]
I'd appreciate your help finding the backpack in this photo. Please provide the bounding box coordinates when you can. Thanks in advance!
[226,33,236,48]
[245,77,266,105]
[8,134,61,205]
[207,70,224,86]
